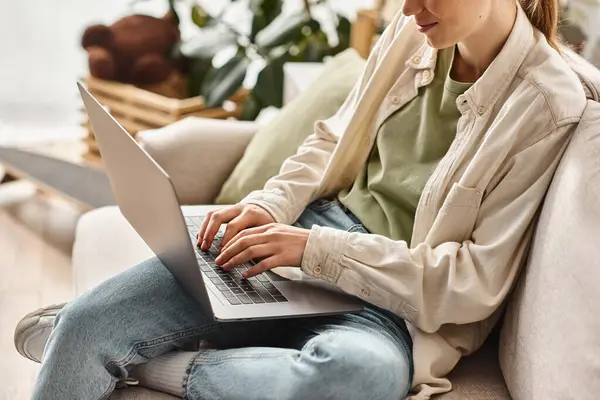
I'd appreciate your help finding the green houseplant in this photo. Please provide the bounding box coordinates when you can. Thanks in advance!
[136,0,351,120]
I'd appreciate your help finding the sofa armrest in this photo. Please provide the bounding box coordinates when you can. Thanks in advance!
[137,117,259,205]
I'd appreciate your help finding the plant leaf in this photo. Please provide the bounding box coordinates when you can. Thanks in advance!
[332,15,351,55]
[294,21,329,62]
[191,5,211,28]
[168,0,180,25]
[255,11,311,51]
[186,57,213,98]
[202,54,250,108]
[180,26,237,60]
[249,0,283,41]
[240,92,263,121]
[252,50,292,108]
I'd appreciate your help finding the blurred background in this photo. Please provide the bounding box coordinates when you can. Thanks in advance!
[0,0,379,145]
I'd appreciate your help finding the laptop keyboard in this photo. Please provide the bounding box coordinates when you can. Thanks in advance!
[185,216,288,305]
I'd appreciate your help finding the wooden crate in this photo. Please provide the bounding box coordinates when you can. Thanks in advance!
[350,3,400,58]
[351,9,380,59]
[81,75,249,163]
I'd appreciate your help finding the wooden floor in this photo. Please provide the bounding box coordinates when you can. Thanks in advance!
[0,179,82,399]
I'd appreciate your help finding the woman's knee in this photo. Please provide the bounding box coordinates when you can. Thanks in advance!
[52,298,103,343]
[53,257,185,345]
[301,329,412,399]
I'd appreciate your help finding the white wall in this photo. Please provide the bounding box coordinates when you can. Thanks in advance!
[0,0,134,128]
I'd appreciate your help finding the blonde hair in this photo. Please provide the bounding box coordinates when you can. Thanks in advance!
[520,0,559,49]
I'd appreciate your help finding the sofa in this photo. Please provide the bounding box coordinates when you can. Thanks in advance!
[70,51,600,399]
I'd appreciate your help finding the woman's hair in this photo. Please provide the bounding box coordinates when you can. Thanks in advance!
[520,0,559,49]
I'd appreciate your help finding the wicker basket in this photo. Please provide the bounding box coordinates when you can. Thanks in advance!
[82,75,248,163]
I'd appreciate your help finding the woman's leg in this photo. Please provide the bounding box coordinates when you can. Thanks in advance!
[184,307,413,400]
[182,199,413,399]
[34,198,412,399]
[32,256,285,400]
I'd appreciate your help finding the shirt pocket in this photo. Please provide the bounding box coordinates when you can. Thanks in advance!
[427,183,484,245]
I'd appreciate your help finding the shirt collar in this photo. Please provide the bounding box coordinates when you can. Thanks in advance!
[405,3,536,115]
[405,43,437,71]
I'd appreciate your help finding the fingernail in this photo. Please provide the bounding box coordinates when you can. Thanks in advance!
[241,272,248,278]
[201,240,207,249]
[215,256,222,264]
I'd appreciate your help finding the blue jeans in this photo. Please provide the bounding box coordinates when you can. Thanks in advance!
[34,198,413,400]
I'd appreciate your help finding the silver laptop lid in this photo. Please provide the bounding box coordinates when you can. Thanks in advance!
[77,82,213,314]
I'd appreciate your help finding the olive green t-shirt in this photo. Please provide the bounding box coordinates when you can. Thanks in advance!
[337,47,472,241]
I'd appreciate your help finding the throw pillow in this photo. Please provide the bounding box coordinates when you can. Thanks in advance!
[215,48,366,204]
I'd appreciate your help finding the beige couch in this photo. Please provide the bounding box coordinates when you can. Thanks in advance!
[72,55,600,399]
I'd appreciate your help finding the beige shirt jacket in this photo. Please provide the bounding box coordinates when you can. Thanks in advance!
[240,5,587,399]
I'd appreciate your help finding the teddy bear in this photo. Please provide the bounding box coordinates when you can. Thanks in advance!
[81,12,181,85]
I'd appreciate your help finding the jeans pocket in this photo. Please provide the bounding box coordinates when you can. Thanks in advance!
[308,198,339,211]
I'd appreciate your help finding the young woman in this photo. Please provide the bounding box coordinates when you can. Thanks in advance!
[17,0,586,399]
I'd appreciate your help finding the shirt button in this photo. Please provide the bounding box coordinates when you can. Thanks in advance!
[413,56,421,64]
[361,288,370,296]
[391,96,399,104]
[422,70,431,80]
[477,106,485,115]
[314,266,322,274]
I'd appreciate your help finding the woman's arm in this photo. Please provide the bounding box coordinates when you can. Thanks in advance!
[238,12,408,224]
[300,122,576,333]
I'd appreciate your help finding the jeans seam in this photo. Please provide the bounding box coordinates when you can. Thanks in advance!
[99,324,218,400]
[183,351,203,400]
[182,351,295,399]
[132,327,208,351]
[347,224,368,233]
[192,350,292,364]
[98,377,116,400]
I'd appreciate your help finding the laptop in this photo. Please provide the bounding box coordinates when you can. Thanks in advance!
[78,83,363,322]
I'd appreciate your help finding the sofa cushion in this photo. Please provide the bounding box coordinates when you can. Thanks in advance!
[110,387,178,400]
[499,100,600,399]
[215,48,366,204]
[72,205,222,294]
[138,117,259,205]
[438,333,510,400]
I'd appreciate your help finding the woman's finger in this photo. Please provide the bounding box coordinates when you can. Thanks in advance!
[217,232,270,267]
[221,224,271,254]
[197,210,215,243]
[219,214,248,252]
[243,256,281,278]
[200,206,240,250]
[220,243,273,271]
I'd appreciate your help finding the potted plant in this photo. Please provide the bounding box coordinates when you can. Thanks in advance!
[162,0,351,120]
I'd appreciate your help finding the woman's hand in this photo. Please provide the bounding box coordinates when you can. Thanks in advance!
[214,223,310,278]
[197,204,276,251]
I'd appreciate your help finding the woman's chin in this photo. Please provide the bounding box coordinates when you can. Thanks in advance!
[423,34,449,50]
[419,28,455,50]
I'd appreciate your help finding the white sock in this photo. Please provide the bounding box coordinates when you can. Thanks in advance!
[130,351,197,397]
